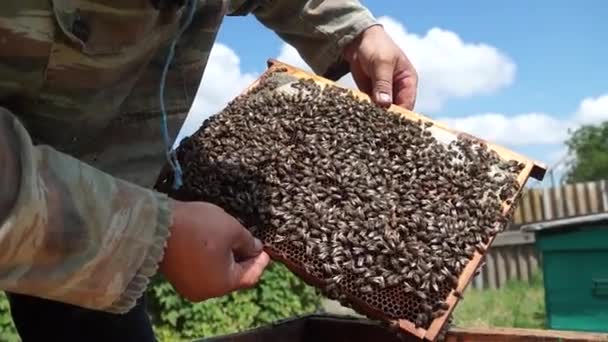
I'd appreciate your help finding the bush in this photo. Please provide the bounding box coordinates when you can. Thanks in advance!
[0,293,19,342]
[0,263,320,342]
[148,263,321,341]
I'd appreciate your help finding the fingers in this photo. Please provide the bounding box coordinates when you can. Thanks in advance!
[231,224,263,260]
[233,252,271,290]
[350,59,372,96]
[392,58,418,110]
[370,57,396,108]
[393,73,417,111]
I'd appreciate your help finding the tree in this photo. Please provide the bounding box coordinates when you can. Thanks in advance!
[563,121,608,183]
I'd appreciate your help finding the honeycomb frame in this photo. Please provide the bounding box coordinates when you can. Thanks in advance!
[154,60,547,341]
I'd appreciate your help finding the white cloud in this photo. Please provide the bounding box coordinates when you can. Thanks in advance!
[574,94,608,125]
[277,16,516,113]
[176,43,258,142]
[277,43,311,72]
[438,112,569,146]
[438,93,608,147]
[172,30,606,159]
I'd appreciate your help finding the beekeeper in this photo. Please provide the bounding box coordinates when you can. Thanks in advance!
[0,0,418,340]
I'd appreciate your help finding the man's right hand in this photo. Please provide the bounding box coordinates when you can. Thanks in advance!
[159,200,270,301]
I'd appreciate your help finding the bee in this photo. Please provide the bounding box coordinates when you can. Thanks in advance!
[420,303,433,312]
[359,285,373,294]
[353,267,366,275]
[370,276,386,289]
[432,310,446,319]
[420,280,430,291]
[386,274,401,286]
[365,254,374,265]
[331,274,345,284]
[322,263,335,275]
[415,290,427,300]
[431,281,439,292]
[305,244,313,256]
[414,313,427,328]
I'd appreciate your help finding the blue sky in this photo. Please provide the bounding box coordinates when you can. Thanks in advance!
[180,1,608,187]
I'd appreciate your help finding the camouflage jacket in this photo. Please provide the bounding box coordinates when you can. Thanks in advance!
[0,0,378,313]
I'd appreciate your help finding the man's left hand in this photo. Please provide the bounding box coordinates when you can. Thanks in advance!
[343,25,418,111]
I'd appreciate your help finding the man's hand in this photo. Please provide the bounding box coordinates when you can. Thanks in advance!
[159,200,270,301]
[343,25,418,110]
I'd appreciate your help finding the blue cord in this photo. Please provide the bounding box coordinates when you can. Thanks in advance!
[159,0,197,189]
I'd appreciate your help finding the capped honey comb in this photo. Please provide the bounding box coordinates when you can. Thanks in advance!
[155,60,546,341]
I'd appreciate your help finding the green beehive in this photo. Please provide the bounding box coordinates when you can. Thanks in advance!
[522,213,608,333]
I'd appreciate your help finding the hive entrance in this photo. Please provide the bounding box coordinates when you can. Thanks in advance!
[156,64,540,341]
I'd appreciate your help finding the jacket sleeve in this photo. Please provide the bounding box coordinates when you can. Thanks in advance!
[228,0,380,81]
[0,108,172,314]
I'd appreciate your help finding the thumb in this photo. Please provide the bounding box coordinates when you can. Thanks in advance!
[232,252,270,290]
[232,225,263,261]
[370,57,395,107]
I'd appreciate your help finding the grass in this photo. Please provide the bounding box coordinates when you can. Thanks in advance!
[453,272,546,329]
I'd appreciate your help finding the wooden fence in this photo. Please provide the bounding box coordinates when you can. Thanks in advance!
[510,179,608,227]
[471,231,540,290]
[470,179,608,290]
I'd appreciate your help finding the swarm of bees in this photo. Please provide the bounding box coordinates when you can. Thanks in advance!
[163,70,524,331]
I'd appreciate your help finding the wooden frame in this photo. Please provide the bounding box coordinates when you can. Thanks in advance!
[196,313,608,342]
[446,327,608,342]
[158,59,549,342]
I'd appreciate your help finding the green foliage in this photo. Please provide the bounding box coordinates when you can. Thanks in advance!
[0,264,320,342]
[0,293,20,342]
[453,272,545,329]
[148,263,321,341]
[564,121,608,183]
